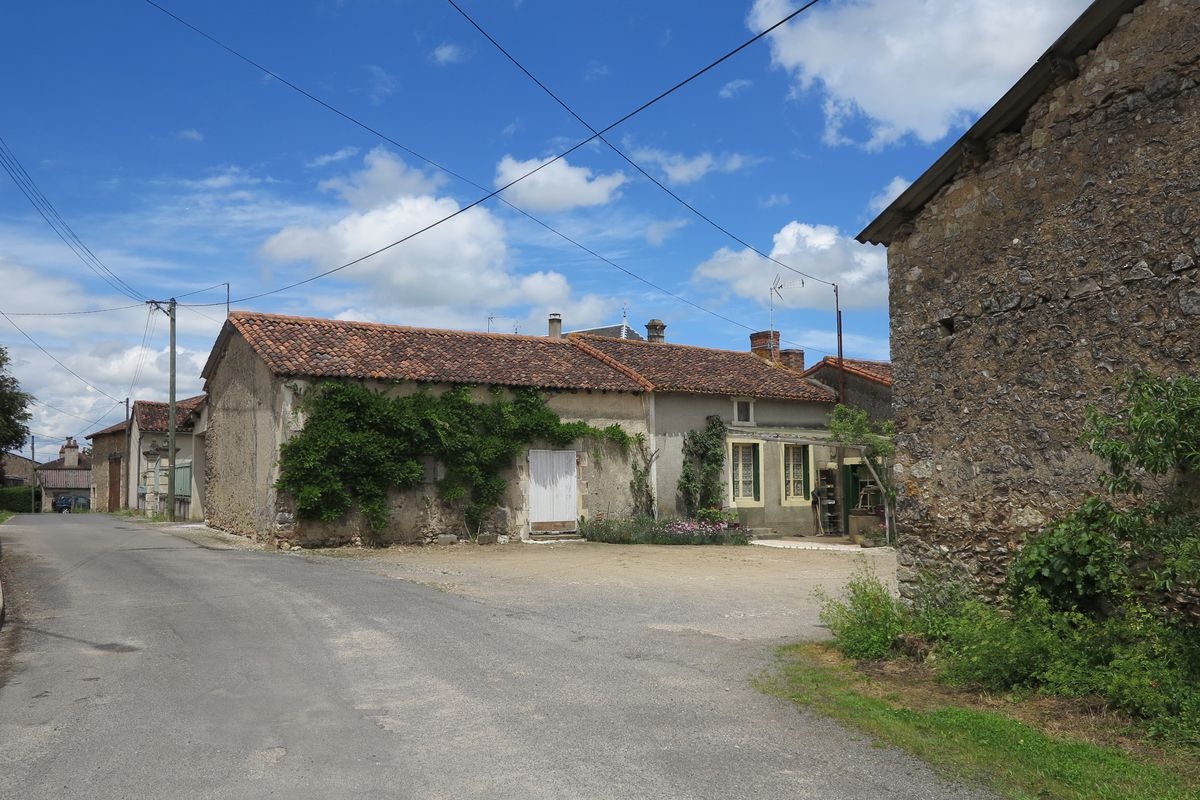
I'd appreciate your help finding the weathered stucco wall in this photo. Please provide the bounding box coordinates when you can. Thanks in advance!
[887,0,1199,593]
[204,332,289,537]
[652,391,831,531]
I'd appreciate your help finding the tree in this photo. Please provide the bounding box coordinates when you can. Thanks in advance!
[0,346,32,482]
[828,404,897,542]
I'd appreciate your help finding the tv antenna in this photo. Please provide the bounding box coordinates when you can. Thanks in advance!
[769,274,804,358]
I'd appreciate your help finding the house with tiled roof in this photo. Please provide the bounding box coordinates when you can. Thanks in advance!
[120,395,206,519]
[85,419,127,512]
[800,356,894,421]
[199,311,843,544]
[35,439,93,511]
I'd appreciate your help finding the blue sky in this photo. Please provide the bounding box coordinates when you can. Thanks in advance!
[1,0,1089,453]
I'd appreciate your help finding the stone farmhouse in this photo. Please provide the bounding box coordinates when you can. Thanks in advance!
[857,0,1198,592]
[800,357,893,421]
[34,439,92,511]
[199,312,849,545]
[2,451,37,486]
[87,395,207,519]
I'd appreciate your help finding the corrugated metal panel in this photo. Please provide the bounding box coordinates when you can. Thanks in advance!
[37,469,92,489]
[528,450,577,525]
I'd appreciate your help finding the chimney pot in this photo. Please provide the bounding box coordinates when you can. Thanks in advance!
[63,437,80,468]
[749,331,781,362]
[548,313,563,339]
[645,319,666,343]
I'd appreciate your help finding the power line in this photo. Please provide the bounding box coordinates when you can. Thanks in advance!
[2,303,144,317]
[128,305,158,399]
[445,0,833,289]
[0,135,146,301]
[0,309,123,403]
[142,1,836,354]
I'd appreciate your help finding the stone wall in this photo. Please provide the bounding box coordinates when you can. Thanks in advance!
[887,0,1199,592]
[89,431,125,512]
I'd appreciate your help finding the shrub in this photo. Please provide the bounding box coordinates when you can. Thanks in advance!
[1006,498,1130,614]
[0,485,39,513]
[578,515,748,546]
[817,571,909,660]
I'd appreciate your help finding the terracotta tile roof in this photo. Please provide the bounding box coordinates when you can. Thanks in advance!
[570,335,837,402]
[225,312,646,393]
[36,467,93,489]
[86,419,128,439]
[132,395,206,434]
[800,357,893,387]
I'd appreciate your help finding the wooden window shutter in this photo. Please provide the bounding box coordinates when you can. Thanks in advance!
[752,444,761,501]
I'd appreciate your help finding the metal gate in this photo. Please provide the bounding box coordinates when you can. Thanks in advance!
[528,450,578,533]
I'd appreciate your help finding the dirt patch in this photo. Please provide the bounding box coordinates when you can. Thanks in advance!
[301,540,897,642]
[814,646,1196,773]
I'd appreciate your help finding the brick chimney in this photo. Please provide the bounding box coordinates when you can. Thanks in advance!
[548,313,562,338]
[778,348,805,372]
[645,319,666,343]
[749,331,780,362]
[62,438,79,468]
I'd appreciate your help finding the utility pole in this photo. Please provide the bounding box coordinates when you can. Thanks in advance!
[167,299,177,522]
[147,298,178,522]
[225,282,230,319]
[833,283,846,535]
[30,433,35,513]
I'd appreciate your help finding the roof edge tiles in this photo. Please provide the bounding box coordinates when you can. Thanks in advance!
[856,0,1142,246]
[800,357,893,387]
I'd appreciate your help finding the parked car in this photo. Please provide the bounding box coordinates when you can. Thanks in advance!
[52,495,90,513]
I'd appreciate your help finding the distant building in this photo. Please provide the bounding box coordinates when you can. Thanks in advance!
[35,439,92,511]
[800,357,893,420]
[2,451,37,487]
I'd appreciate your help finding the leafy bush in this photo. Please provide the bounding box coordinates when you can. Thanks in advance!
[0,485,39,513]
[677,416,726,516]
[817,571,909,660]
[579,515,748,546]
[1006,498,1130,614]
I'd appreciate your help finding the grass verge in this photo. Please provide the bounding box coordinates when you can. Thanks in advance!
[759,643,1199,800]
[0,510,12,524]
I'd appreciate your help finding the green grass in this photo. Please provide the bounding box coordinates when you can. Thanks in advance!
[760,644,1198,800]
[0,510,12,524]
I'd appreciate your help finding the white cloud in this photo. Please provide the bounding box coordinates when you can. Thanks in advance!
[494,155,626,213]
[645,218,689,247]
[788,328,891,361]
[719,79,753,99]
[363,64,398,105]
[693,221,887,310]
[584,61,610,80]
[749,0,1090,149]
[176,129,204,142]
[760,193,790,208]
[306,146,359,168]
[182,167,264,190]
[431,43,466,65]
[630,146,763,185]
[319,147,444,209]
[868,176,911,215]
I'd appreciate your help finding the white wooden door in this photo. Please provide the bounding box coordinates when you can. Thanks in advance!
[528,450,578,532]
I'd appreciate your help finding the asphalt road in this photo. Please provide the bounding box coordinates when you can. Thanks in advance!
[0,514,990,800]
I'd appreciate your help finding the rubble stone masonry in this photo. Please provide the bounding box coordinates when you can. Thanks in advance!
[887,0,1198,594]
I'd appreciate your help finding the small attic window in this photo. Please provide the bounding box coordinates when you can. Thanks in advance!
[733,399,754,425]
[937,316,956,338]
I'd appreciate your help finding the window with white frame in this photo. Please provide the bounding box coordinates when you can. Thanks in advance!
[733,398,754,425]
[730,442,760,502]
[783,444,810,501]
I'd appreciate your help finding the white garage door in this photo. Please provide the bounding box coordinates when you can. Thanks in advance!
[528,450,578,532]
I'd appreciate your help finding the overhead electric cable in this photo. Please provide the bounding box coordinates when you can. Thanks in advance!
[140,2,831,312]
[0,136,146,301]
[3,303,145,317]
[445,0,832,289]
[0,309,123,403]
[128,305,158,399]
[140,2,836,355]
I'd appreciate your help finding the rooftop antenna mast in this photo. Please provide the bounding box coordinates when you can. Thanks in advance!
[769,274,804,359]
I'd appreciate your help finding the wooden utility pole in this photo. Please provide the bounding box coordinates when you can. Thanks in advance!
[834,284,846,535]
[147,299,178,521]
[30,434,36,513]
[166,299,177,522]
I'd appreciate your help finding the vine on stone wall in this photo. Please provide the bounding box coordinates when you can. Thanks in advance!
[628,433,658,518]
[677,415,726,516]
[276,381,631,538]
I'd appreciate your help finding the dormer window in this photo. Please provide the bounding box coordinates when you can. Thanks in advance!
[733,398,754,426]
